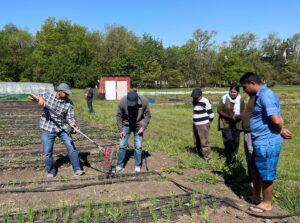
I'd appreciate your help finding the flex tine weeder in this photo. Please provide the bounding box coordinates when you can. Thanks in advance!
[29,94,114,173]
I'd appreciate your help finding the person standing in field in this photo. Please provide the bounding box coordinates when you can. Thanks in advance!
[85,85,94,113]
[241,95,255,180]
[191,88,214,161]
[116,91,151,172]
[239,72,292,213]
[29,83,84,177]
[217,84,245,163]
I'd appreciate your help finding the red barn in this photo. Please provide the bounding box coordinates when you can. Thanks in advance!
[98,75,131,100]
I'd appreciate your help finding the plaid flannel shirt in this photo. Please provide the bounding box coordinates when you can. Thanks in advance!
[39,92,75,132]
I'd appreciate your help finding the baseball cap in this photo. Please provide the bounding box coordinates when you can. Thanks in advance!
[127,91,138,107]
[191,88,202,98]
[57,83,72,95]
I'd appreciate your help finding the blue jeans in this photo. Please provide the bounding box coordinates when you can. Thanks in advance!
[42,130,81,174]
[87,98,94,113]
[117,126,143,167]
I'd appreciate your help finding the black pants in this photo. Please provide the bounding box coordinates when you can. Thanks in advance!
[221,126,240,159]
[87,98,94,113]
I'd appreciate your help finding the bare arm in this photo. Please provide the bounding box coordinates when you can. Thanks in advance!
[270,115,292,139]
[28,94,46,107]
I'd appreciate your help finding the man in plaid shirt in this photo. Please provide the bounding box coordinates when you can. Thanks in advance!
[30,83,84,177]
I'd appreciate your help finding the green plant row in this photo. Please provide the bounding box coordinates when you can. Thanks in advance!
[0,191,212,223]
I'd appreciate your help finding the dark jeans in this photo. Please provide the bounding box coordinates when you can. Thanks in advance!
[221,126,240,160]
[87,98,93,113]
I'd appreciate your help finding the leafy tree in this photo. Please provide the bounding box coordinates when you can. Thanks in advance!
[189,29,218,87]
[131,34,164,88]
[288,33,300,62]
[218,47,253,84]
[0,24,33,81]
[230,32,258,55]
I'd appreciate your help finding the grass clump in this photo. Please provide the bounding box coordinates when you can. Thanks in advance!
[188,172,222,184]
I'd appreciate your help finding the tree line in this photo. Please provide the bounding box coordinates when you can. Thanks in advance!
[0,17,299,88]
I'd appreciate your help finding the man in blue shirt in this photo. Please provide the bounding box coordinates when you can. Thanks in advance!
[239,72,291,213]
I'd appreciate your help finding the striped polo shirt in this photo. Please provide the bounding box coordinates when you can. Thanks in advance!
[193,97,214,125]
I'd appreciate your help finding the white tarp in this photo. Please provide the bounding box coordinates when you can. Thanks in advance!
[0,82,54,94]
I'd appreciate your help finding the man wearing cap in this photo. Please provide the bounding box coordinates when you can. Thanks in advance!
[116,91,151,172]
[191,88,214,160]
[29,83,84,177]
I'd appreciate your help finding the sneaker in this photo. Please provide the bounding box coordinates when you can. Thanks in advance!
[134,166,141,172]
[116,166,124,173]
[47,173,55,178]
[74,170,85,176]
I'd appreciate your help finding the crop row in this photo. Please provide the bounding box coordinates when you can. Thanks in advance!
[0,171,159,193]
[0,191,216,223]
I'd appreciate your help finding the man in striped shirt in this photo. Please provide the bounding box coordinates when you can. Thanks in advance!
[191,88,214,160]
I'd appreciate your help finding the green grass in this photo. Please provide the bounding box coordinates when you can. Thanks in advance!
[71,87,300,213]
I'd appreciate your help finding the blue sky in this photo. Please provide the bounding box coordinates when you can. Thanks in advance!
[1,0,299,47]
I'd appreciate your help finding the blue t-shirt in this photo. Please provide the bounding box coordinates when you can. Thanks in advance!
[250,85,283,146]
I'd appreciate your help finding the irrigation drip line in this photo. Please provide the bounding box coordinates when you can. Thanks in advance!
[158,171,300,220]
[220,197,300,219]
[0,142,117,152]
[1,151,116,164]
[0,171,156,186]
[5,164,287,221]
[0,156,118,170]
[0,172,161,193]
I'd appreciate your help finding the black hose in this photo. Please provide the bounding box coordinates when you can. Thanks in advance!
[0,171,161,193]
[159,171,300,219]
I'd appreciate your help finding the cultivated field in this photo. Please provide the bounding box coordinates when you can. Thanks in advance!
[0,86,299,222]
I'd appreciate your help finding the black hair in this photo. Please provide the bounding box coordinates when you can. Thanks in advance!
[239,72,262,84]
[229,84,240,93]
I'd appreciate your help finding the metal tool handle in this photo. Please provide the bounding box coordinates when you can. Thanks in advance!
[30,94,104,151]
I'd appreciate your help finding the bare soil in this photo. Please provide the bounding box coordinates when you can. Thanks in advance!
[0,101,297,223]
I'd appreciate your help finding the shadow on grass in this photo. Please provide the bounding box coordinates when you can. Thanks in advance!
[184,145,226,160]
[184,145,198,155]
[219,159,252,199]
[186,145,252,199]
[211,146,225,158]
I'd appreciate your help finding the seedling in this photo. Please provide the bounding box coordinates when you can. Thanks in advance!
[59,201,65,217]
[15,210,24,223]
[27,207,34,223]
[161,206,172,220]
[132,194,141,215]
[93,208,100,223]
[200,205,209,223]
[3,212,9,223]
[107,206,123,223]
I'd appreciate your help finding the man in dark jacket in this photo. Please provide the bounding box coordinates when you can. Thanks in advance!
[85,85,94,113]
[116,91,151,172]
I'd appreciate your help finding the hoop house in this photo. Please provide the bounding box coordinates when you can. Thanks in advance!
[0,82,54,100]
